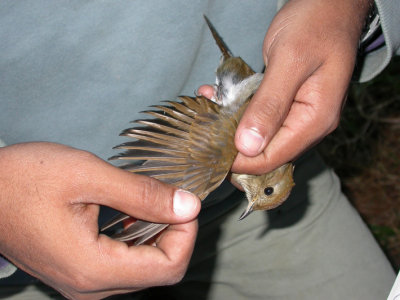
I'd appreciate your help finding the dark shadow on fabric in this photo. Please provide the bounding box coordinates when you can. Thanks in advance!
[257,151,327,238]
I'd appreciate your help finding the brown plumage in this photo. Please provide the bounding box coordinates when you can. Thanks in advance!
[113,95,245,200]
[101,16,294,245]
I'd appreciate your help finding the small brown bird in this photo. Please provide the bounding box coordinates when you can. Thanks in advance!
[101,16,294,245]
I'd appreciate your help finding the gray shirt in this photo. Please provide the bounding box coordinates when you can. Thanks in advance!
[1,0,399,281]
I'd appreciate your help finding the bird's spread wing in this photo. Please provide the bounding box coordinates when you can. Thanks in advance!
[111,95,236,198]
[101,96,239,244]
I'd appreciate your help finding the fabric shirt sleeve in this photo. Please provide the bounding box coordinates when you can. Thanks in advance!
[0,255,17,279]
[358,0,400,82]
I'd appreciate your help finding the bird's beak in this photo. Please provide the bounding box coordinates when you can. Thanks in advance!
[239,202,254,220]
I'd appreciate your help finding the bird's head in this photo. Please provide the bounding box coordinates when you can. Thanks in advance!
[232,163,295,220]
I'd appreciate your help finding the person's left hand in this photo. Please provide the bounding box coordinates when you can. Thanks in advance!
[0,142,200,300]
[199,0,371,174]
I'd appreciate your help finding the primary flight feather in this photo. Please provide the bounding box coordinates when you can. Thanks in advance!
[101,16,295,245]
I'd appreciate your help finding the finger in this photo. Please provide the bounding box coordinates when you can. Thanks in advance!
[81,160,201,224]
[262,61,351,168]
[226,173,244,191]
[197,85,214,99]
[235,46,320,158]
[95,219,198,289]
[233,60,351,174]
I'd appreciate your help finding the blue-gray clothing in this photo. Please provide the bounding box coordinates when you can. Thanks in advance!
[0,0,398,299]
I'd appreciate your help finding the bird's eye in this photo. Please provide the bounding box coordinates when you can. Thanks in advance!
[264,187,274,196]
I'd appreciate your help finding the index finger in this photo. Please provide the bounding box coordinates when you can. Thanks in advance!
[95,219,198,289]
[233,56,353,174]
[233,49,319,171]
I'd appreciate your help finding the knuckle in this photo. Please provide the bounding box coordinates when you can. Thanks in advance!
[269,40,310,69]
[327,105,342,130]
[66,271,98,294]
[318,107,341,136]
[74,149,99,163]
[136,177,155,202]
[138,177,159,201]
[159,248,191,286]
[282,42,305,64]
[136,176,172,213]
[327,114,341,134]
[163,263,187,286]
[168,271,185,286]
[250,95,287,129]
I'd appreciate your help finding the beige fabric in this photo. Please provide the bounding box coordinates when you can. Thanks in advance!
[109,152,395,300]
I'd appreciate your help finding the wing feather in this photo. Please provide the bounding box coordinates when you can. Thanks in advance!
[101,95,244,244]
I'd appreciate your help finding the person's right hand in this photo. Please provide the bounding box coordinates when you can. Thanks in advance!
[199,0,370,175]
[0,142,200,300]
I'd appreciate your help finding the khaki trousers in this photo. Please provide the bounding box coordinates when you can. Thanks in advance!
[0,152,396,299]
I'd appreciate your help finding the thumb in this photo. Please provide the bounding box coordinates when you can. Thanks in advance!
[234,38,321,158]
[235,65,304,158]
[83,160,201,224]
[197,85,214,99]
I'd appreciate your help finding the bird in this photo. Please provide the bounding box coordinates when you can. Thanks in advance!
[101,16,295,245]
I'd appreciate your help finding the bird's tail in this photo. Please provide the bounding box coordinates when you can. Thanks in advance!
[204,15,232,60]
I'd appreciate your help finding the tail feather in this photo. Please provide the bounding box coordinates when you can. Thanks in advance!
[203,15,232,60]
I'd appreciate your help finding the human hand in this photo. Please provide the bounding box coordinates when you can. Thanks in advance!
[199,0,371,174]
[0,142,200,299]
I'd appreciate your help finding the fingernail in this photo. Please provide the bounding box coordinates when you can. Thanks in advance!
[238,127,265,156]
[173,189,199,217]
